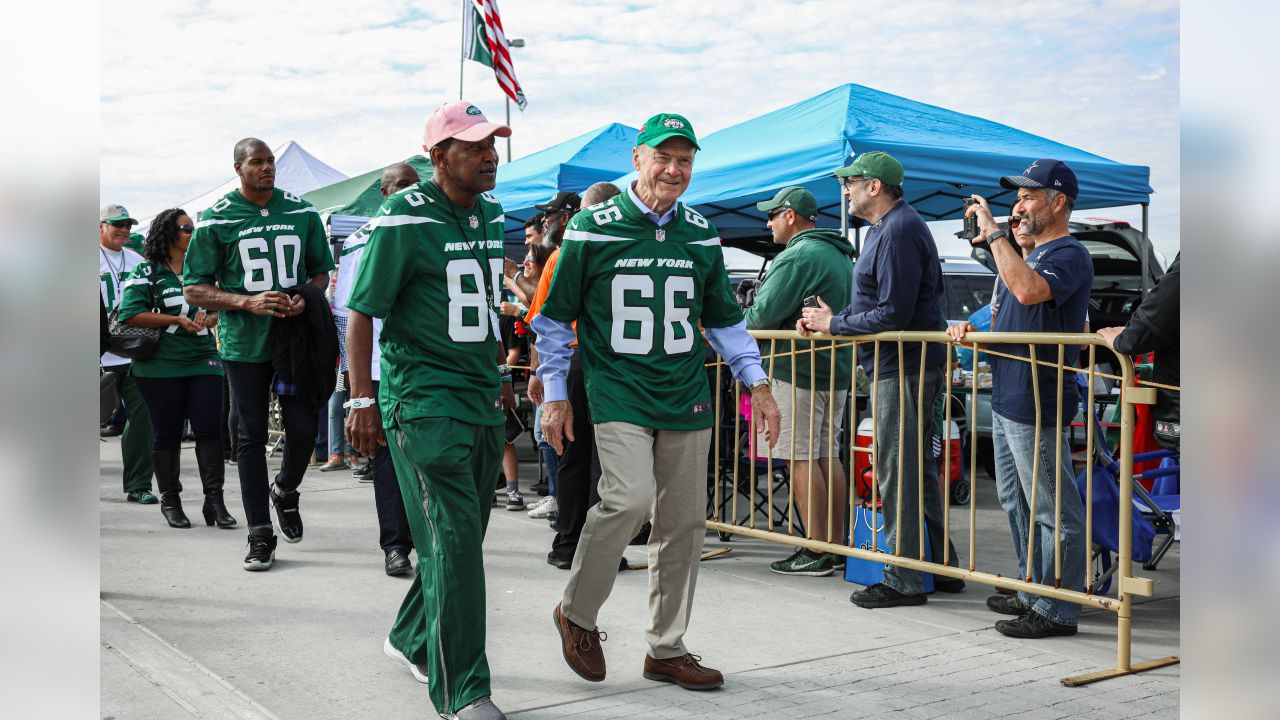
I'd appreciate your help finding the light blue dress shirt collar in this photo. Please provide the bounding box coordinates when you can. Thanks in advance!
[627,182,678,227]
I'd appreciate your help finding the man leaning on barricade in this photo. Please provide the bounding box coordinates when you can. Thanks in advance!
[744,186,854,577]
[948,158,1093,639]
[800,151,963,609]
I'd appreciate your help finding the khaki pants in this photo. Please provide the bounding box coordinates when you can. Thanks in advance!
[561,422,711,660]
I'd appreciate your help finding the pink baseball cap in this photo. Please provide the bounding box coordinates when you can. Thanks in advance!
[422,100,512,151]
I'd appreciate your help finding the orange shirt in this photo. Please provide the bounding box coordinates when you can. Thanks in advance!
[524,247,578,346]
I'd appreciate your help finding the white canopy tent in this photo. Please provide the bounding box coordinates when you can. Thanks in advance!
[136,141,348,234]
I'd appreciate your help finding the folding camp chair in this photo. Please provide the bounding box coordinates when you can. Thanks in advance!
[1073,376,1180,593]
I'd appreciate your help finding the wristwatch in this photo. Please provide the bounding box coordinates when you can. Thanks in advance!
[749,377,771,391]
[984,229,1007,245]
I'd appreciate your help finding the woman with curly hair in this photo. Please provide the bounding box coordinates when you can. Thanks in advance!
[117,208,236,529]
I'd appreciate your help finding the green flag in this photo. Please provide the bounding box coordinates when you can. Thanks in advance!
[464,1,492,68]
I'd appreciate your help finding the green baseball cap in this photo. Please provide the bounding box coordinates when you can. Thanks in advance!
[834,151,904,187]
[636,113,700,150]
[756,186,817,221]
[99,203,138,225]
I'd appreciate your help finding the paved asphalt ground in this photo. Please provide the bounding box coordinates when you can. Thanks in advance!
[100,438,1179,719]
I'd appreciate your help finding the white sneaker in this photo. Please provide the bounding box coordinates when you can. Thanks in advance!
[527,496,558,519]
[383,636,429,684]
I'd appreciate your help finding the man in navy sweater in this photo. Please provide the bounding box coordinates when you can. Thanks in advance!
[800,151,962,608]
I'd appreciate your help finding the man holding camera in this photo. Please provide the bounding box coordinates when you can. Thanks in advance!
[745,187,854,577]
[800,151,962,608]
[948,159,1092,638]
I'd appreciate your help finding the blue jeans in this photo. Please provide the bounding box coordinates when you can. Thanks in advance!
[533,403,558,495]
[328,384,350,457]
[992,411,1087,626]
[873,366,957,596]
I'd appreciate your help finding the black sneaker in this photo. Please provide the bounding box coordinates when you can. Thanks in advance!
[933,577,966,593]
[547,550,572,570]
[270,485,304,544]
[531,481,550,497]
[986,593,1032,616]
[850,583,927,609]
[243,530,277,571]
[353,463,373,482]
[994,611,1078,638]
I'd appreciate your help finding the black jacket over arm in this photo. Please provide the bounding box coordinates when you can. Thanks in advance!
[273,282,339,408]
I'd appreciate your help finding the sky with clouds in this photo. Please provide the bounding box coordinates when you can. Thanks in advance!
[101,0,1178,259]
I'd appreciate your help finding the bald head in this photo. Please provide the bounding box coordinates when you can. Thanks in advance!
[233,137,270,164]
[380,163,420,197]
[582,182,622,208]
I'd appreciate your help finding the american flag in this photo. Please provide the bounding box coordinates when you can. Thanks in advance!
[465,0,528,110]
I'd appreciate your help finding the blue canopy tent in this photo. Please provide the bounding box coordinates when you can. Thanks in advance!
[630,84,1153,268]
[493,122,637,241]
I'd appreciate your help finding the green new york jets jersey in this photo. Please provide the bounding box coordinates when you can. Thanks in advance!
[116,261,224,378]
[540,190,742,430]
[183,188,334,363]
[346,181,505,428]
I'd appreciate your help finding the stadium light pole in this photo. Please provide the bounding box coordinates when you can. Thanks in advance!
[506,38,525,163]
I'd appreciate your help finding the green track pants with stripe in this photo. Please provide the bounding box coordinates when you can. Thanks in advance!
[385,414,502,715]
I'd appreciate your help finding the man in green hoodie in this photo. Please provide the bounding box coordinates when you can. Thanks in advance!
[745,187,854,576]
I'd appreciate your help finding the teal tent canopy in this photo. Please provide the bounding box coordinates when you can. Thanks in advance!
[620,84,1153,242]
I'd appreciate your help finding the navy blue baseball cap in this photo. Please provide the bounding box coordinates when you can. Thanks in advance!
[1000,159,1078,200]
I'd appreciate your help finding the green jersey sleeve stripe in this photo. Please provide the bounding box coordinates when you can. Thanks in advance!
[283,207,320,215]
[490,216,505,224]
[689,237,722,246]
[340,240,368,257]
[123,278,152,287]
[195,218,243,228]
[371,215,446,228]
[562,229,632,243]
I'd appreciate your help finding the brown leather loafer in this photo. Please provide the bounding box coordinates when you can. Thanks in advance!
[553,603,606,682]
[642,653,724,690]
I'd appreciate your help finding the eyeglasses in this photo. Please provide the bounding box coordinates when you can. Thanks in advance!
[104,220,132,229]
[179,224,195,234]
[767,209,790,220]
[839,176,873,189]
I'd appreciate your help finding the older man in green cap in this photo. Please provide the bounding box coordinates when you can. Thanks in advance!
[745,187,854,577]
[536,112,781,691]
[799,151,962,608]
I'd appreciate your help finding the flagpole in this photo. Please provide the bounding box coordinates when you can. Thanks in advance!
[506,38,525,163]
[458,0,466,100]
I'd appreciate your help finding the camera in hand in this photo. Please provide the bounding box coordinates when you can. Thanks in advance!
[960,198,979,241]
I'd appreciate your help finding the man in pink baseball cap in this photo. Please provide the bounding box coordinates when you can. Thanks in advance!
[345,100,515,720]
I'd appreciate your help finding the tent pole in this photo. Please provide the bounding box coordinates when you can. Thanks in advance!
[1140,202,1150,296]
[841,193,849,245]
[458,0,466,100]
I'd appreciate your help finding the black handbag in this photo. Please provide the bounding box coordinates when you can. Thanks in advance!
[107,307,160,360]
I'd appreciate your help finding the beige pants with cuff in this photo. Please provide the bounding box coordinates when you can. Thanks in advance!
[560,421,711,660]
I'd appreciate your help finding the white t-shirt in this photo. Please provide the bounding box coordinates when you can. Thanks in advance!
[334,224,383,381]
[100,245,146,367]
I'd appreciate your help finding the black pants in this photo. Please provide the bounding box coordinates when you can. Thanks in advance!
[551,351,601,561]
[369,380,411,553]
[134,374,224,452]
[225,360,323,529]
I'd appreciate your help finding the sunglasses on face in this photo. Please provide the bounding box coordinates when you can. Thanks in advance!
[179,224,195,234]
[104,220,132,229]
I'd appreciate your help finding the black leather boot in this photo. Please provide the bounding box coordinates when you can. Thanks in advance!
[153,450,190,529]
[196,441,237,528]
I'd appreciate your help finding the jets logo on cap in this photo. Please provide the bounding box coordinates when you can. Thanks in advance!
[466,105,482,116]
[661,118,685,129]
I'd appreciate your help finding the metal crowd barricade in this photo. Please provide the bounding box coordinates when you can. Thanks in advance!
[706,329,1180,686]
